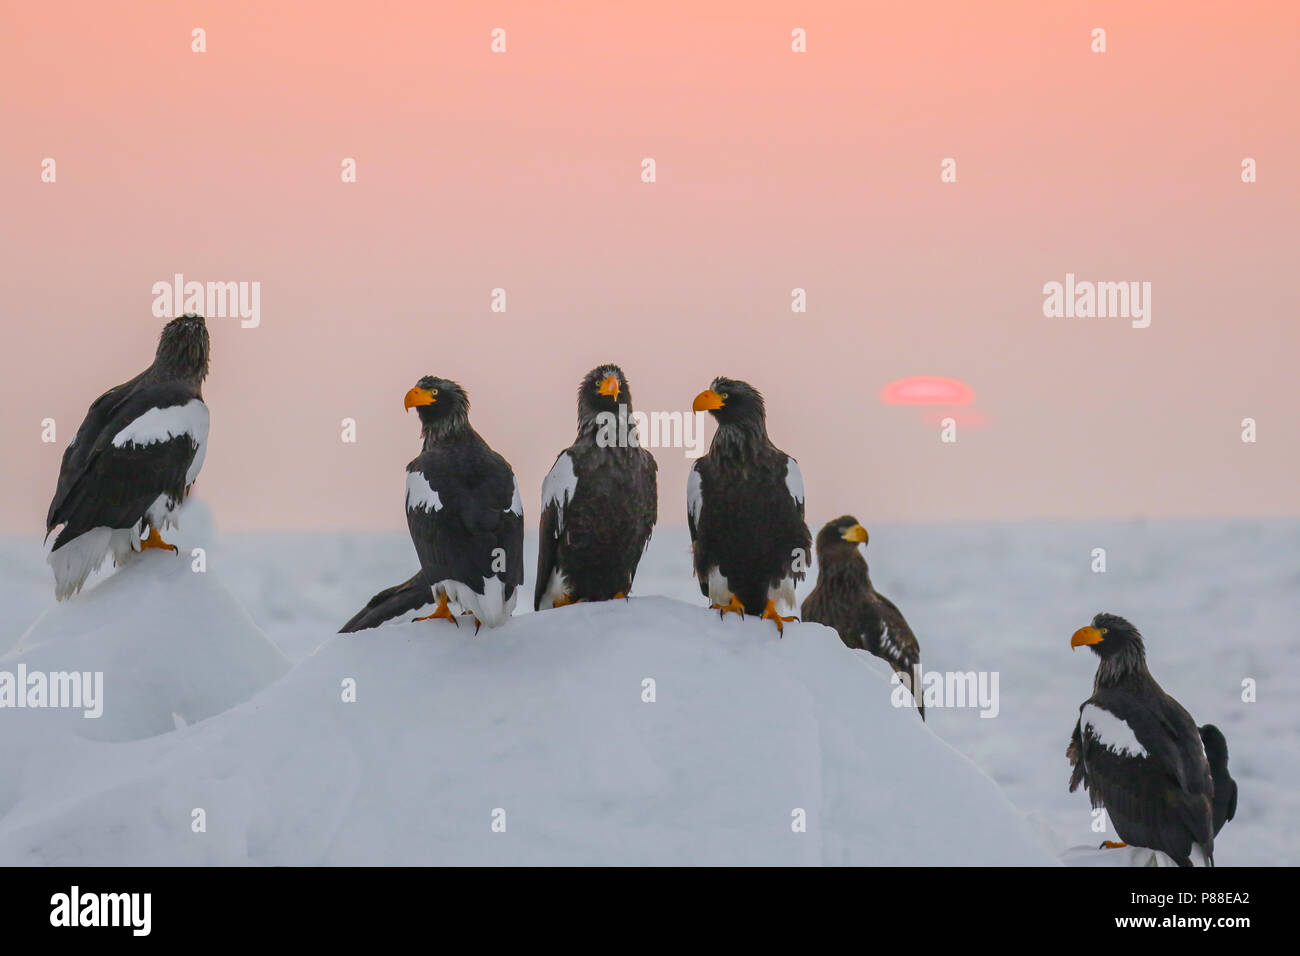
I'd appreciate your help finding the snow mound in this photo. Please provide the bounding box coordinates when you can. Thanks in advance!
[1063,845,1172,867]
[0,593,1055,865]
[4,551,288,743]
[1062,844,1207,867]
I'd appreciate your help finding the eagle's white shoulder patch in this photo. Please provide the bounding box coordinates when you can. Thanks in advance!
[541,453,578,532]
[113,399,208,449]
[687,462,704,524]
[1081,703,1148,758]
[406,471,443,512]
[785,457,804,506]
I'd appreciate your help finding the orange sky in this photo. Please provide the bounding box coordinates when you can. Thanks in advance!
[2,1,1297,534]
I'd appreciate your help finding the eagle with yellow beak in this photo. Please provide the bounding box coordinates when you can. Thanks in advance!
[1067,612,1226,866]
[801,516,925,718]
[687,377,810,633]
[45,313,210,599]
[535,364,658,609]
[340,376,524,633]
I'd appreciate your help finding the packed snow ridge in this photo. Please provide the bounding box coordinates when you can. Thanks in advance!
[1,533,1060,865]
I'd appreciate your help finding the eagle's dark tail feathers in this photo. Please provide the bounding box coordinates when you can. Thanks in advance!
[340,572,433,633]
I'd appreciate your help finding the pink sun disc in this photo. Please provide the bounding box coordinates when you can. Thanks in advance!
[880,376,974,406]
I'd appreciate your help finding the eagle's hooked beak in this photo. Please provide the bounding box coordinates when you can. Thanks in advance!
[841,524,868,544]
[693,389,725,412]
[1071,626,1106,650]
[598,375,621,401]
[404,386,435,411]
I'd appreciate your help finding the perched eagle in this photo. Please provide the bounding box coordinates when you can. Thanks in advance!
[45,313,210,599]
[801,516,925,719]
[535,364,658,609]
[687,377,811,632]
[340,377,524,633]
[1067,613,1224,866]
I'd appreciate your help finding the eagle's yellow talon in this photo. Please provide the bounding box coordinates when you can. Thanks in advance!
[711,596,746,618]
[413,593,456,625]
[138,528,178,553]
[761,599,797,634]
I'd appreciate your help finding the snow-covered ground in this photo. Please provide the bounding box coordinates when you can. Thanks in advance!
[0,503,1294,864]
